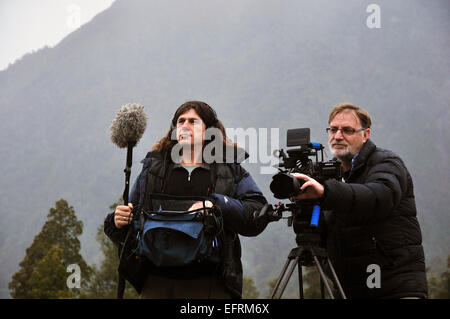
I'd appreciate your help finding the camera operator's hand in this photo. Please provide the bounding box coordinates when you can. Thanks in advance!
[114,203,134,229]
[291,173,324,200]
[189,200,213,213]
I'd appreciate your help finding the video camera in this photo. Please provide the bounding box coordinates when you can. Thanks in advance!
[266,128,342,243]
[267,129,347,300]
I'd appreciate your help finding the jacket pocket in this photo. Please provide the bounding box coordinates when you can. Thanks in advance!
[371,236,396,267]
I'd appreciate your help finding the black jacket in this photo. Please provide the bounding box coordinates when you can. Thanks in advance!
[321,139,427,298]
[104,151,268,298]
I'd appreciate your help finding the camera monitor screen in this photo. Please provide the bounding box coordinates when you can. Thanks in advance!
[287,128,310,147]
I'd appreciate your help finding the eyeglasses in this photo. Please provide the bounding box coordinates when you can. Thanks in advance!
[326,127,366,136]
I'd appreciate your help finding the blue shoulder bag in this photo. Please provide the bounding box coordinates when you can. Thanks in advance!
[135,194,222,267]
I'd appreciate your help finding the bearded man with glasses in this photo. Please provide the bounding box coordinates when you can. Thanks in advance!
[292,103,427,299]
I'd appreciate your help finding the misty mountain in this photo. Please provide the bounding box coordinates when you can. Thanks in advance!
[0,0,449,298]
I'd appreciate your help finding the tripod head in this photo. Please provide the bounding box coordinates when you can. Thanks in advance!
[269,199,324,249]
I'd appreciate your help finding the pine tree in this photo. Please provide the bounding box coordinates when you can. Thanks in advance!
[440,256,450,299]
[28,246,74,299]
[242,276,260,299]
[303,267,323,298]
[265,277,278,298]
[264,275,299,299]
[9,199,90,298]
[427,255,450,299]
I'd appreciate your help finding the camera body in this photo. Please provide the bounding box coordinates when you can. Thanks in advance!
[270,128,342,200]
[269,128,342,243]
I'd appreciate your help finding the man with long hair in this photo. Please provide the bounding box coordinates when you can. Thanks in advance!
[105,101,272,298]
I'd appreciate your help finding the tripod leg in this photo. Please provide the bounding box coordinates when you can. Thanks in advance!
[270,257,292,299]
[313,255,335,299]
[320,276,325,299]
[327,258,347,299]
[276,257,299,299]
[298,263,304,299]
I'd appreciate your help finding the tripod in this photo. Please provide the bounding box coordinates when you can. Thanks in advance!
[270,233,347,299]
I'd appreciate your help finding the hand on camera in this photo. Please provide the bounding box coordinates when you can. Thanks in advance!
[114,203,134,229]
[291,173,324,200]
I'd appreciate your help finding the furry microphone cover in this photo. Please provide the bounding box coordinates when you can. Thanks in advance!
[110,103,148,148]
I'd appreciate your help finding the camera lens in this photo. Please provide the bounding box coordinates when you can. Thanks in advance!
[270,173,305,199]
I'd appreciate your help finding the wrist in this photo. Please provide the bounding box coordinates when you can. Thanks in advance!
[318,181,329,205]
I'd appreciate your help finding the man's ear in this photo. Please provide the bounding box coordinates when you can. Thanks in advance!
[363,128,371,143]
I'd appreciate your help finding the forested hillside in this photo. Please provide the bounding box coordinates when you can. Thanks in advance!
[0,0,448,297]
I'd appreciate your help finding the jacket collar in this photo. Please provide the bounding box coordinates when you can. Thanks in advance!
[172,162,211,171]
[141,145,249,166]
[350,139,377,172]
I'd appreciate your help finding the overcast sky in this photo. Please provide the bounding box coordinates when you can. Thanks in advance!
[0,0,115,71]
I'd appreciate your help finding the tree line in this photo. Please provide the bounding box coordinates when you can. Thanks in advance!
[8,199,449,299]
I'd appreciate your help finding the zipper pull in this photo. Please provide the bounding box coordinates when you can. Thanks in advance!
[371,236,377,248]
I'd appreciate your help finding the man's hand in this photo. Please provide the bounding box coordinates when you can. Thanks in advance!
[188,200,213,213]
[292,173,324,200]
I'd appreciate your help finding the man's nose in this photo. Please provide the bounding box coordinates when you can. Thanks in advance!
[334,129,344,140]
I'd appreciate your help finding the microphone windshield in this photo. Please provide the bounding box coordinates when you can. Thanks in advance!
[110,103,148,148]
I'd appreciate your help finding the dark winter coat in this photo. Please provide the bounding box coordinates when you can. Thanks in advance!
[321,139,427,298]
[104,150,267,298]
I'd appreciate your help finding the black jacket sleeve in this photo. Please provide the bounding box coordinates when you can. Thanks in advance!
[212,165,268,236]
[104,171,143,246]
[321,153,408,224]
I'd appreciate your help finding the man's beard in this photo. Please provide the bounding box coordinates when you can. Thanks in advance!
[328,142,355,163]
